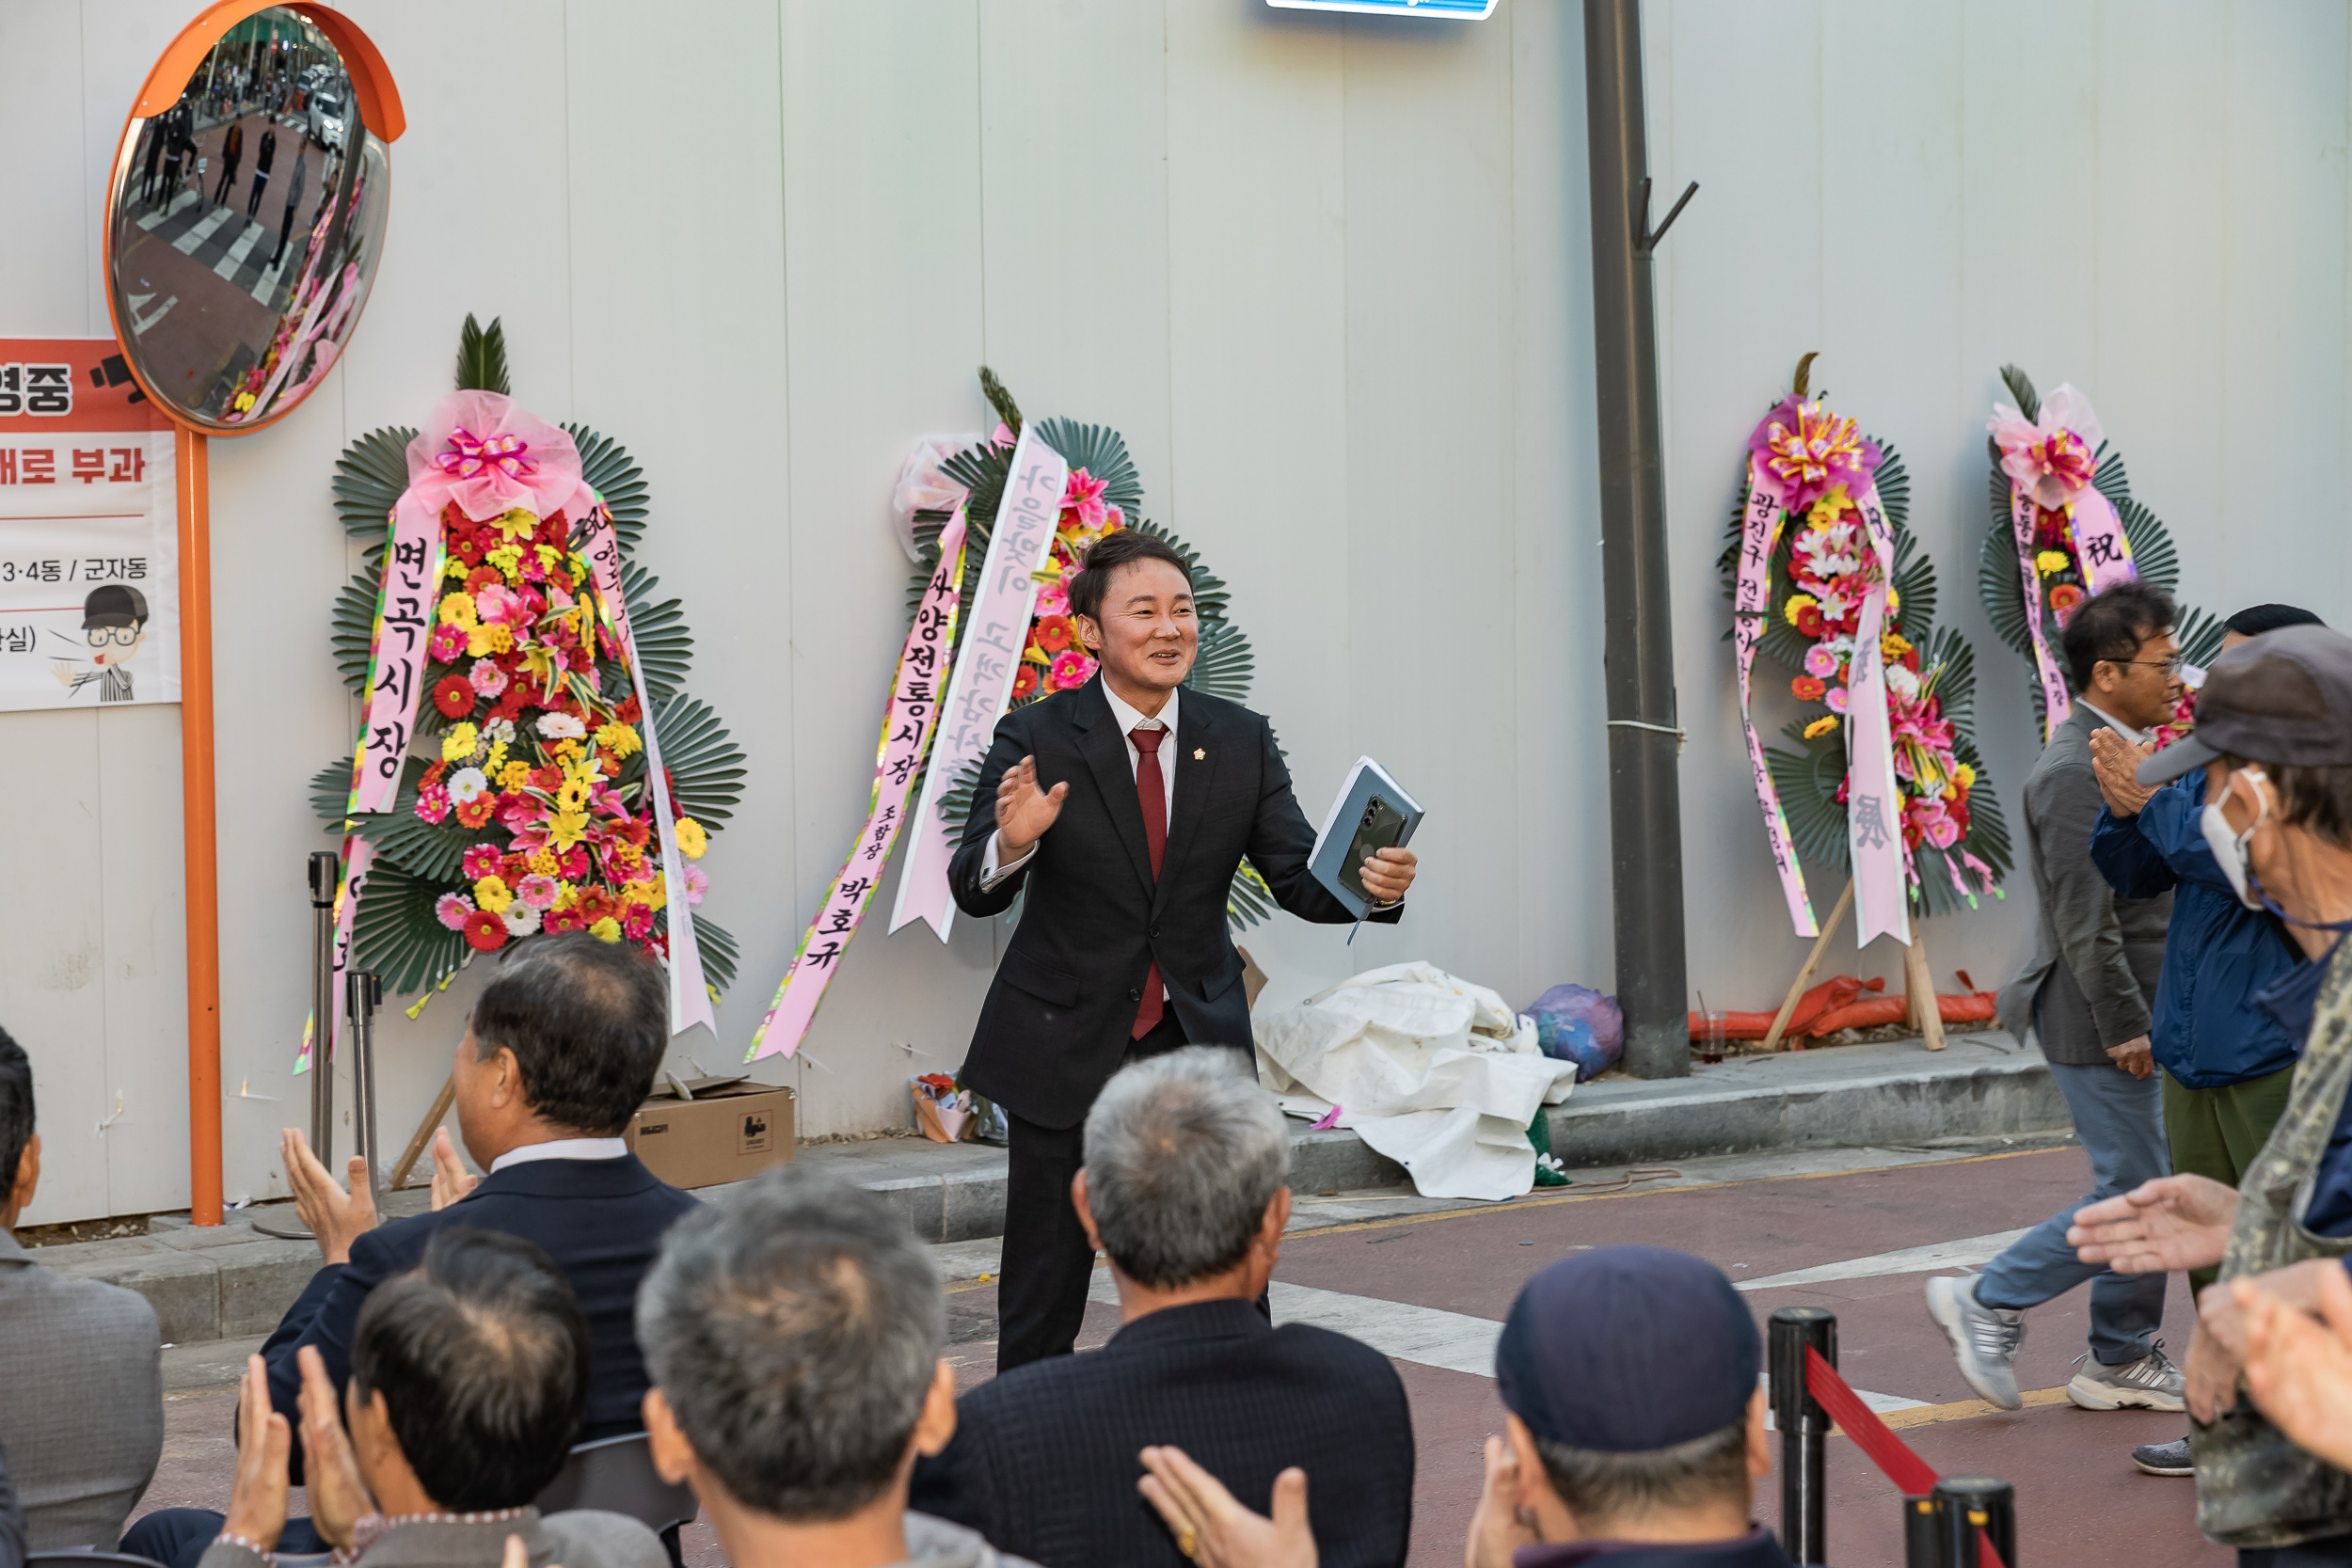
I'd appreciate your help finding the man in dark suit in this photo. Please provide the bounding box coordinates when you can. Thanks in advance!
[124,933,697,1568]
[911,1049,1414,1568]
[948,529,1418,1370]
[1929,581,2184,1418]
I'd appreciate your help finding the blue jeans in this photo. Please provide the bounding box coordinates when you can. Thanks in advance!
[1976,1058,2170,1365]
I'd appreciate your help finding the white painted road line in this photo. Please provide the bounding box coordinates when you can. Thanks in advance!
[173,203,235,255]
[1088,1271,1929,1412]
[1733,1229,2031,1294]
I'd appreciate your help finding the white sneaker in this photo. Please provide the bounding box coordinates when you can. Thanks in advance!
[2068,1343,2186,1412]
[1926,1275,2025,1410]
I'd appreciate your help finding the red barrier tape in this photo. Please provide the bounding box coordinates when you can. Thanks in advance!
[1804,1347,2010,1568]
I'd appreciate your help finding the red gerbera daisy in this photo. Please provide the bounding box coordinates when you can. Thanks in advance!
[462,909,509,952]
[1034,615,1076,655]
[1791,675,1826,701]
[433,674,476,720]
[1011,665,1041,702]
[455,794,498,830]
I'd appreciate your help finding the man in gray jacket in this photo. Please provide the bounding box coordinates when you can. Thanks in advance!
[1927,582,2185,1414]
[0,1027,163,1550]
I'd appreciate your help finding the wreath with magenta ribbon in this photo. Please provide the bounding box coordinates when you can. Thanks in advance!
[1976,365,2224,741]
[1720,357,2011,930]
[309,318,747,1002]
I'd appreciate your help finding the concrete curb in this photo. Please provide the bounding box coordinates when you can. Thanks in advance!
[24,1033,2057,1344]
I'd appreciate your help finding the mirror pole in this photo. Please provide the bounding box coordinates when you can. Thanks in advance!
[176,425,223,1227]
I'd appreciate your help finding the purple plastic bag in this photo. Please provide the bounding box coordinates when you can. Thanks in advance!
[1526,983,1624,1082]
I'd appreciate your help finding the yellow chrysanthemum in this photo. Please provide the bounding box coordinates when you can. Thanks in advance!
[441,723,481,763]
[595,722,642,759]
[1881,632,1913,660]
[589,916,624,943]
[485,543,525,579]
[501,760,536,793]
[466,623,514,659]
[610,839,644,868]
[437,593,479,630]
[534,543,564,576]
[442,556,471,581]
[553,737,584,763]
[2036,549,2071,577]
[1803,715,1840,740]
[674,818,708,861]
[527,847,560,877]
[1784,594,1820,628]
[567,552,592,581]
[474,876,514,915]
[548,810,591,850]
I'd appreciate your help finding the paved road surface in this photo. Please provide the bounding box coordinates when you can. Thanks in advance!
[137,1142,2223,1568]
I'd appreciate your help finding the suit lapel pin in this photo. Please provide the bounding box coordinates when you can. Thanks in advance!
[1193,748,1205,761]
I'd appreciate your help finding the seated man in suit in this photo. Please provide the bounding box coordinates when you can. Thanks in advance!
[0,1026,164,1549]
[204,1227,665,1568]
[1134,1247,1795,1568]
[127,932,697,1567]
[637,1166,1037,1568]
[910,1049,1414,1568]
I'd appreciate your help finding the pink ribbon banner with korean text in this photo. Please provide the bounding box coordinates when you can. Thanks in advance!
[751,513,970,1060]
[889,425,1070,942]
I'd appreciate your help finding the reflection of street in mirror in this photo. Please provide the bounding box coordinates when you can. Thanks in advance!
[104,5,388,432]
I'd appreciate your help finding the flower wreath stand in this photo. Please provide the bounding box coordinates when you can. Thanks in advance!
[310,317,746,1182]
[1720,356,2012,1053]
[1976,365,2224,742]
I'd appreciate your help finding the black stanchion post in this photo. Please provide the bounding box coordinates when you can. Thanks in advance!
[346,969,382,1212]
[1769,1306,1836,1565]
[1933,1477,2014,1568]
[308,850,338,1158]
[1901,1494,1944,1568]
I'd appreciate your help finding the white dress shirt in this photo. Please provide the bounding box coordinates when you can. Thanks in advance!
[2079,700,2152,747]
[981,685,1177,889]
[488,1135,629,1174]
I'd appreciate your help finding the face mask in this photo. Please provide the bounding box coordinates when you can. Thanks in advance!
[2201,768,2269,910]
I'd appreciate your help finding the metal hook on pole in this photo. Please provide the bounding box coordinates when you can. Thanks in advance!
[1634,175,1700,253]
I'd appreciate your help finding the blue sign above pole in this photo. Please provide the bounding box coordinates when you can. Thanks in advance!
[1268,0,1496,17]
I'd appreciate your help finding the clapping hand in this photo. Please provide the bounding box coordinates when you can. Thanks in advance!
[1466,1435,1538,1568]
[2240,1263,2352,1469]
[995,755,1069,861]
[2068,1174,2238,1275]
[296,1345,373,1552]
[2088,728,2159,818]
[222,1355,293,1552]
[1137,1446,1315,1568]
[430,1127,480,1212]
[282,1127,376,1265]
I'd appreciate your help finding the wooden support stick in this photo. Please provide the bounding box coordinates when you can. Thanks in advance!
[389,1076,457,1190]
[1901,928,1947,1052]
[1761,878,1856,1053]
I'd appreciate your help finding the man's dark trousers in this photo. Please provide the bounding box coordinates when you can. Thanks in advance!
[998,1013,1193,1370]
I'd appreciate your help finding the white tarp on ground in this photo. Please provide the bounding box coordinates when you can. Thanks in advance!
[1254,960,1576,1202]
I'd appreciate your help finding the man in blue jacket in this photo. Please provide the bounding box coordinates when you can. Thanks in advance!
[2086,602,2320,1477]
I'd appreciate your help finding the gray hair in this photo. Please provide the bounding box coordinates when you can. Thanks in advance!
[1532,1421,1751,1528]
[635,1165,945,1521]
[1082,1046,1289,1288]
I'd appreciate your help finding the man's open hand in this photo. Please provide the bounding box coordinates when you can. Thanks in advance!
[1137,1445,1314,1568]
[430,1126,480,1212]
[995,755,1068,862]
[282,1127,375,1265]
[2068,1173,2238,1275]
[1359,847,1416,907]
[2089,728,2159,817]
[296,1345,373,1551]
[222,1354,293,1551]
[2240,1263,2352,1469]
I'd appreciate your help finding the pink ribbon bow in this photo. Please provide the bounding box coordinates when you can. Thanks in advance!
[435,426,537,481]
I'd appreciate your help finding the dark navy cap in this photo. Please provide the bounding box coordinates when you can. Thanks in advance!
[1494,1245,1758,1452]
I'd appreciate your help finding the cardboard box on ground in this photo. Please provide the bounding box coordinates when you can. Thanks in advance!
[624,1075,795,1190]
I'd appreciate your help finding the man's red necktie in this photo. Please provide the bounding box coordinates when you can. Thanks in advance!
[1130,725,1168,1038]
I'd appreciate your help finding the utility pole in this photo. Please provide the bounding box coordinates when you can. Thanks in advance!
[1582,0,1695,1079]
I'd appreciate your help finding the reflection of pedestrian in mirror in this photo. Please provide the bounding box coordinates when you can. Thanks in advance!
[270,146,308,268]
[247,125,276,218]
[50,585,150,704]
[213,118,243,206]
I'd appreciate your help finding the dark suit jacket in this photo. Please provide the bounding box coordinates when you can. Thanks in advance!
[258,1155,696,1481]
[948,677,1397,1128]
[1994,705,2171,1065]
[909,1298,1415,1568]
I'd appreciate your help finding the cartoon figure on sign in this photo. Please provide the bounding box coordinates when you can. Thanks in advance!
[51,584,148,703]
